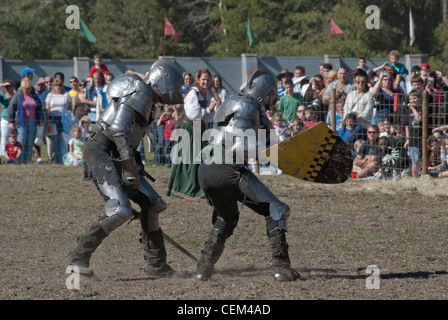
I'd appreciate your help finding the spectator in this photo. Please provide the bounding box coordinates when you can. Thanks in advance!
[7,78,43,164]
[21,67,35,83]
[325,69,337,88]
[40,75,53,107]
[103,73,115,98]
[84,70,108,120]
[307,74,326,102]
[34,77,47,98]
[291,117,305,135]
[68,76,80,100]
[304,106,319,129]
[356,57,370,73]
[437,137,448,178]
[88,53,110,90]
[79,115,91,143]
[424,70,446,126]
[403,90,423,178]
[409,76,424,93]
[388,50,409,78]
[182,71,193,98]
[337,112,367,158]
[320,63,333,78]
[322,67,354,106]
[4,131,22,164]
[352,124,382,178]
[45,77,71,164]
[157,106,177,168]
[62,103,87,143]
[166,68,216,199]
[63,124,84,166]
[271,112,292,138]
[406,65,422,92]
[212,74,228,104]
[383,124,410,179]
[369,70,402,124]
[276,68,293,100]
[1,80,16,157]
[54,72,71,93]
[295,104,307,122]
[343,74,375,129]
[292,65,309,96]
[326,98,345,132]
[277,79,305,122]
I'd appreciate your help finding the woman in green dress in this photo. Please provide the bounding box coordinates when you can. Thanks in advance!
[166,69,220,199]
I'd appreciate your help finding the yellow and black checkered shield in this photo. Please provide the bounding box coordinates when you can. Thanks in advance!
[261,122,352,184]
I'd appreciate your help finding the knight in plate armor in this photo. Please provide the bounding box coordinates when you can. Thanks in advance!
[67,59,183,277]
[196,69,301,282]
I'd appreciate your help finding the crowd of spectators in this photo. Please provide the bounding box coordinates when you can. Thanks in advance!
[2,50,448,180]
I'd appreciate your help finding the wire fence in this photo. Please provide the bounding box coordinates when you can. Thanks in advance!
[3,88,448,180]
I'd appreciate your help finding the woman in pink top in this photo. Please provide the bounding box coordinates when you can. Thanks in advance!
[7,78,43,163]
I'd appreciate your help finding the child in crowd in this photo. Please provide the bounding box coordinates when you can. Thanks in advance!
[326,99,344,132]
[291,117,305,136]
[354,139,365,155]
[383,124,409,178]
[4,131,22,164]
[79,116,92,142]
[304,106,319,128]
[271,112,292,137]
[157,106,177,168]
[437,137,448,178]
[64,124,84,166]
[88,53,109,89]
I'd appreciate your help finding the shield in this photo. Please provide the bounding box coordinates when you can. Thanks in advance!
[261,122,352,184]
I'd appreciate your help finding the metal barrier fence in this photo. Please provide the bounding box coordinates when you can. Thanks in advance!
[3,89,448,180]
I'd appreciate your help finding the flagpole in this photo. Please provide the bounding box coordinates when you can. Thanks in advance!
[246,12,250,54]
[409,6,413,55]
[163,13,166,56]
[78,28,81,57]
[329,14,332,55]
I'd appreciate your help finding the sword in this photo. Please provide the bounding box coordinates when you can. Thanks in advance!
[162,231,199,263]
[129,209,199,263]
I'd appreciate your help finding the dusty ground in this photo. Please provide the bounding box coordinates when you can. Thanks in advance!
[1,164,448,303]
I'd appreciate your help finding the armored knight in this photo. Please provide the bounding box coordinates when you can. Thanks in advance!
[68,59,183,277]
[196,69,301,282]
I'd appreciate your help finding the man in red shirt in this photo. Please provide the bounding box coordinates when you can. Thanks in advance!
[4,131,22,164]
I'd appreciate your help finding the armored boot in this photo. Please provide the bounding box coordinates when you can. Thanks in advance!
[68,221,108,277]
[195,227,227,281]
[266,219,301,282]
[141,228,174,277]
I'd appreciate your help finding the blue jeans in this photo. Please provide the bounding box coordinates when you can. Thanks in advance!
[164,139,174,167]
[17,120,37,164]
[152,123,165,165]
[49,115,67,164]
[137,139,146,163]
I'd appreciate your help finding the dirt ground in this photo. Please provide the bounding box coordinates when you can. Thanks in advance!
[1,164,448,303]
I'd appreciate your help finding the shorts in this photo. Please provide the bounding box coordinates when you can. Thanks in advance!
[408,146,422,164]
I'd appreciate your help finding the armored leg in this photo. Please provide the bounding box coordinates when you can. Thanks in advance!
[132,182,174,277]
[141,228,174,277]
[68,182,133,276]
[266,217,301,282]
[196,214,237,281]
[68,221,108,276]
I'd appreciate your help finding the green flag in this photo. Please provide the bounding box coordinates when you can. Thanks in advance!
[80,18,97,43]
[247,17,254,47]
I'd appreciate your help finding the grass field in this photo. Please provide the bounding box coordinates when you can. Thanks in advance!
[1,163,448,301]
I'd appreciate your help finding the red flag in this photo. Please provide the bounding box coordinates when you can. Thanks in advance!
[330,15,345,34]
[164,14,178,45]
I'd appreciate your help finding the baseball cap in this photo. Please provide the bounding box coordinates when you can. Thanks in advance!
[21,67,35,77]
[420,63,431,70]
